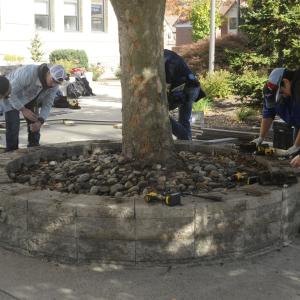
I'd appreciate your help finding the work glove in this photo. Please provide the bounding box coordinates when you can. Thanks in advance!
[251,136,264,146]
[285,145,300,156]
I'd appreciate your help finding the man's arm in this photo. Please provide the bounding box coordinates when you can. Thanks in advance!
[38,88,58,121]
[259,117,274,139]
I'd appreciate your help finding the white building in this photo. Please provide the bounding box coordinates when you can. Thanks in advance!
[0,0,120,75]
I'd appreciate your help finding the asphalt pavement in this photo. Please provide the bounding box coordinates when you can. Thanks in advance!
[0,239,300,300]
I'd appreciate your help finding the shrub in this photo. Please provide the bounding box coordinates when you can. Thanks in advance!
[4,54,24,64]
[50,59,78,74]
[232,70,268,103]
[176,34,249,75]
[29,33,44,62]
[49,49,89,70]
[235,107,257,122]
[199,70,233,99]
[90,63,105,81]
[114,66,121,79]
[225,49,274,74]
[192,97,214,113]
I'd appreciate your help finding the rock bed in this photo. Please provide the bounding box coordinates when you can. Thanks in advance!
[10,149,264,197]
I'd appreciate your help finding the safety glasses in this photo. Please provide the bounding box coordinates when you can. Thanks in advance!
[51,77,64,85]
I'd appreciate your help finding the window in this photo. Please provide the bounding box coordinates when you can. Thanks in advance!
[229,17,237,30]
[34,0,51,30]
[91,0,104,32]
[64,0,79,31]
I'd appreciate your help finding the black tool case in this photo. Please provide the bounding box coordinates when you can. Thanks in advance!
[273,120,294,149]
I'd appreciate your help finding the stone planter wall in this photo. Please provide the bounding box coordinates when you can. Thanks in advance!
[0,140,299,264]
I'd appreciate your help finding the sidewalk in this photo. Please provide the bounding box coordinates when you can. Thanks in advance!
[0,238,300,300]
[0,79,123,148]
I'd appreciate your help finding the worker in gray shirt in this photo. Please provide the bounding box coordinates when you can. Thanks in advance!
[2,64,65,151]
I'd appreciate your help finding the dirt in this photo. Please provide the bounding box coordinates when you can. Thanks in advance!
[203,98,261,132]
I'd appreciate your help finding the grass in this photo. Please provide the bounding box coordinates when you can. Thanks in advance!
[192,97,214,114]
[235,107,257,122]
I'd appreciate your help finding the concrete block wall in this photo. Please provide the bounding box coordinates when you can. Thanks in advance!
[0,140,299,264]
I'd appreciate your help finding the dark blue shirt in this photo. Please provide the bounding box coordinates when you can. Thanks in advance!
[263,95,300,128]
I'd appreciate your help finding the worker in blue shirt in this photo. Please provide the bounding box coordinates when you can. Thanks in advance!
[252,68,300,156]
[164,49,206,140]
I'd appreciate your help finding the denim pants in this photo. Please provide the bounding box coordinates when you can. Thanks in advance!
[170,86,201,140]
[5,105,40,152]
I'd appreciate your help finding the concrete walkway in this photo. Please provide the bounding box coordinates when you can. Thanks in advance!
[0,239,300,300]
[0,80,123,148]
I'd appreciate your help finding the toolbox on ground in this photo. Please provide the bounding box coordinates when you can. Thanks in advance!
[272,120,294,150]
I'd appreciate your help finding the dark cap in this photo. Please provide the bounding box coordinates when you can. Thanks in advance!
[0,76,10,97]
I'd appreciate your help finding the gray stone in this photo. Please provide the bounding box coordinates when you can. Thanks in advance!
[76,217,135,240]
[90,186,99,195]
[110,183,124,194]
[136,239,194,262]
[78,239,135,262]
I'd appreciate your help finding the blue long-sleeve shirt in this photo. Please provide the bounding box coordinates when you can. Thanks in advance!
[263,95,300,128]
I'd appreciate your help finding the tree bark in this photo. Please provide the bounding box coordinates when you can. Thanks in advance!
[110,0,176,165]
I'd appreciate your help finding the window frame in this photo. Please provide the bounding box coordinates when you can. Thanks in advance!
[229,17,238,30]
[91,0,105,32]
[34,0,51,31]
[64,0,79,32]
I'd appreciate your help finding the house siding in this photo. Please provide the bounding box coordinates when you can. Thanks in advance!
[176,25,193,46]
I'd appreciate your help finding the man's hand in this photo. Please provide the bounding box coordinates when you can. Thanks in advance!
[280,78,292,97]
[291,155,300,168]
[20,108,38,122]
[251,136,264,146]
[30,121,42,133]
[286,144,300,156]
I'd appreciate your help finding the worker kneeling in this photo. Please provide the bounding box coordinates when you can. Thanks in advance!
[164,49,206,140]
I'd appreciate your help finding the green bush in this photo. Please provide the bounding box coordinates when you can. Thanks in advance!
[4,54,24,64]
[49,49,88,70]
[199,70,233,99]
[232,70,267,103]
[90,64,105,81]
[225,50,273,74]
[114,66,121,79]
[192,97,214,113]
[235,107,257,122]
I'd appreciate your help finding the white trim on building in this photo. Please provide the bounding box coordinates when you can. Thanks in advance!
[0,0,120,75]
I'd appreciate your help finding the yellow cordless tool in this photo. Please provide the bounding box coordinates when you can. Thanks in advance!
[144,192,181,206]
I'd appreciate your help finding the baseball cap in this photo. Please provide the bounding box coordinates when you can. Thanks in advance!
[0,76,11,99]
[267,68,285,103]
[50,65,66,83]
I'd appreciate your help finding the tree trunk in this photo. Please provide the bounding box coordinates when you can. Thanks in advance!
[110,0,176,165]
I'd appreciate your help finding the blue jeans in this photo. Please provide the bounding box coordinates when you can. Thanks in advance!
[170,86,200,140]
[5,109,40,152]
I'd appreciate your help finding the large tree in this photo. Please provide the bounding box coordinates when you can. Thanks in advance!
[110,0,176,165]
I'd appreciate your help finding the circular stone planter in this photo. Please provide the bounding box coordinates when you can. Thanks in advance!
[0,140,299,265]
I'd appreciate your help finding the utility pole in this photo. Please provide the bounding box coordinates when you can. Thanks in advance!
[208,0,216,73]
[237,0,241,32]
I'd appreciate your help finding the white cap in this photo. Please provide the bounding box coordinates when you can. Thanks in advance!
[50,65,66,82]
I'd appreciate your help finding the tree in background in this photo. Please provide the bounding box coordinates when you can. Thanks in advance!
[241,0,300,68]
[165,0,193,17]
[29,33,44,62]
[190,0,221,41]
[110,0,176,165]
